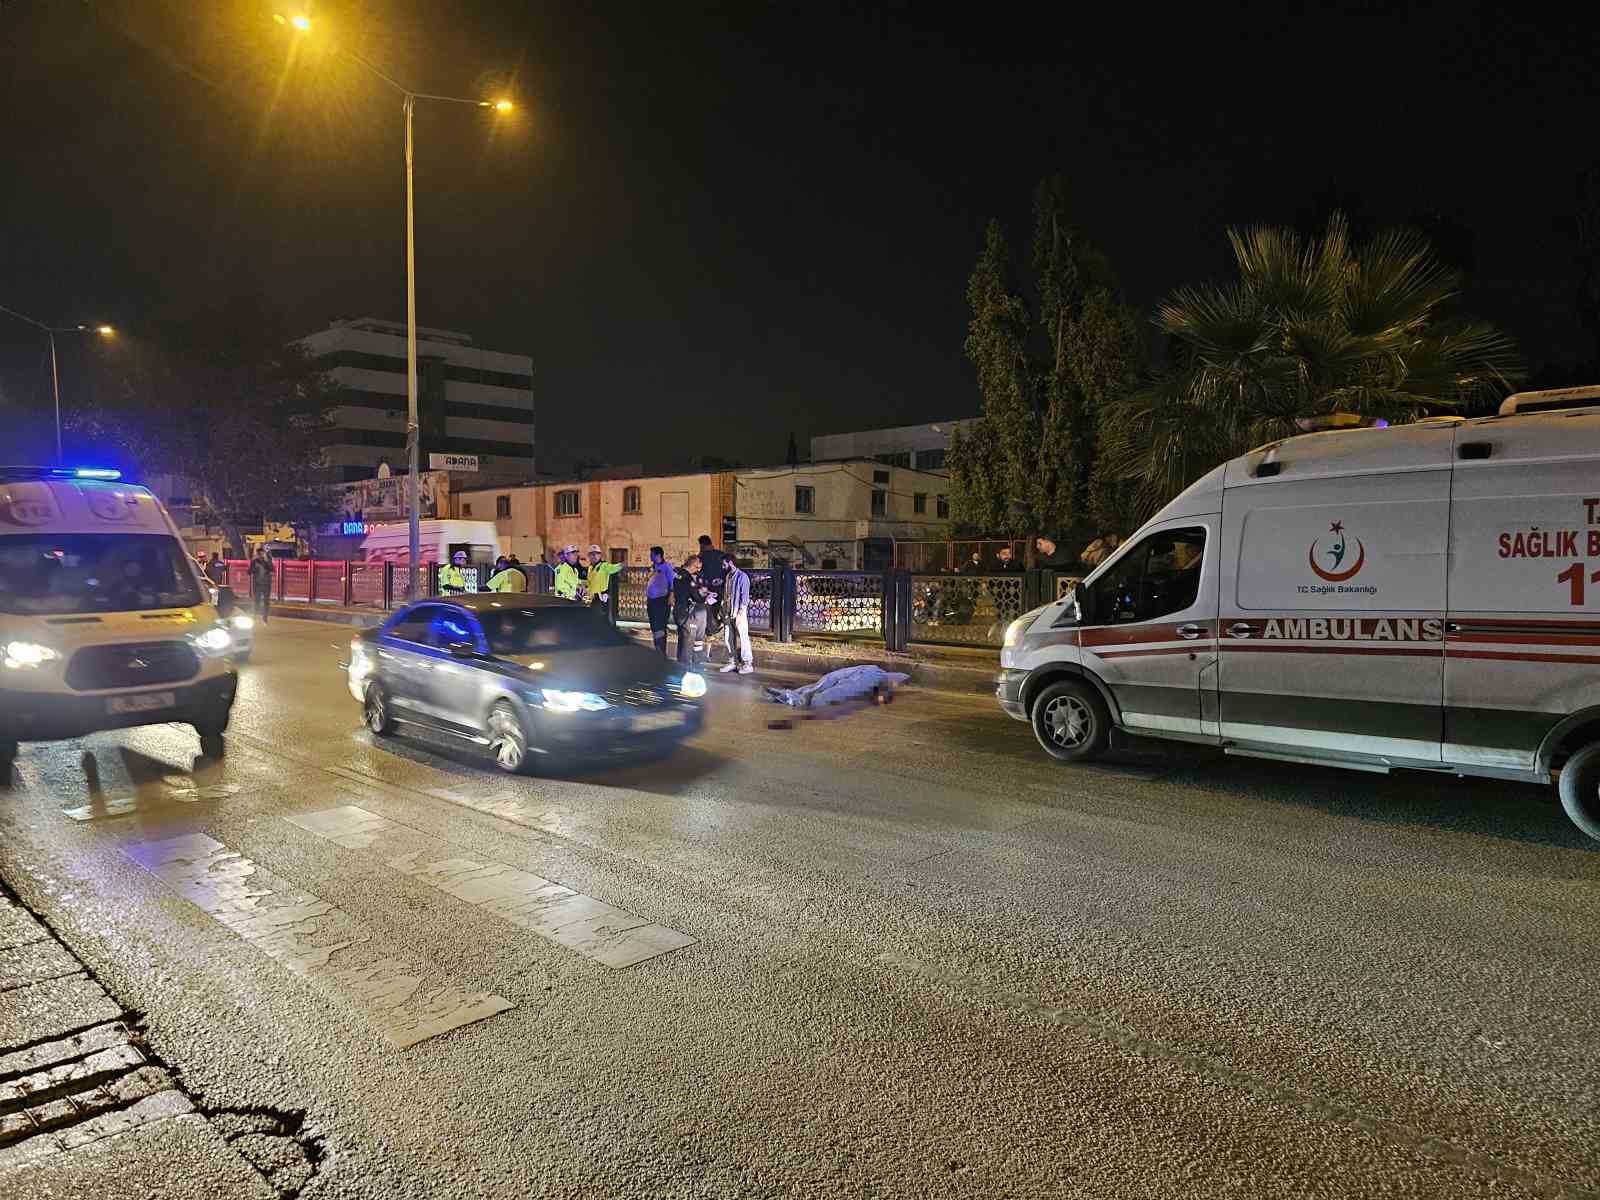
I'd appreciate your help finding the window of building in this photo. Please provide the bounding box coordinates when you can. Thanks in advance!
[555,489,581,517]
[916,448,946,470]
[871,489,887,517]
[622,486,641,514]
[495,494,511,519]
[461,502,473,517]
[936,494,949,519]
[795,485,815,514]
[875,452,911,468]
[872,469,890,484]
[913,493,927,514]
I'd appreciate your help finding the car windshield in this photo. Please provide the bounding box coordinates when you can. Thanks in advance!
[0,534,204,616]
[479,605,629,654]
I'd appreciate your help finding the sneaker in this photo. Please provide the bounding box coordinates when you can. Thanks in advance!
[719,662,738,673]
[738,665,754,674]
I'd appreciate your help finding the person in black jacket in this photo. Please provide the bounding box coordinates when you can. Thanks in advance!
[248,550,273,623]
[672,555,709,668]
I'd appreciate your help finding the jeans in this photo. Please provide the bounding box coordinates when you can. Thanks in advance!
[252,589,270,623]
[676,610,705,667]
[724,607,752,667]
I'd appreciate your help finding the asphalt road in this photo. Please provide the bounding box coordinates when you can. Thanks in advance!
[2,616,1598,1199]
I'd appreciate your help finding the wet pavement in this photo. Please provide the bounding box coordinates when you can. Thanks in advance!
[1,617,1597,1198]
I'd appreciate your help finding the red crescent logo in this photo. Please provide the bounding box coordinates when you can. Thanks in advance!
[1308,538,1365,581]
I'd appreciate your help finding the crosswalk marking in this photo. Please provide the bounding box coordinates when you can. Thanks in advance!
[286,805,697,969]
[123,833,513,1049]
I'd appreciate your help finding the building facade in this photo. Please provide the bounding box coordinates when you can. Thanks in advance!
[733,461,952,569]
[808,419,975,472]
[456,472,736,567]
[299,318,534,482]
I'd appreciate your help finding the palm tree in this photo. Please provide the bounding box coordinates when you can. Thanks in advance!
[1101,213,1522,520]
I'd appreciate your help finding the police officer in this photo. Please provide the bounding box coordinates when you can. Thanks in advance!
[486,555,527,592]
[553,545,583,600]
[438,550,472,595]
[585,545,623,616]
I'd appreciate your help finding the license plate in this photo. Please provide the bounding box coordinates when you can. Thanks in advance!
[632,711,686,733]
[107,692,175,715]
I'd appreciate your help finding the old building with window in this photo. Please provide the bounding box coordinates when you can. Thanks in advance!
[733,461,951,569]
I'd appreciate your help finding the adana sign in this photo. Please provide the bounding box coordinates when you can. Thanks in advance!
[428,453,479,472]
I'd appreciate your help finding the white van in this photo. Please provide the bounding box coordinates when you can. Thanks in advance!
[0,467,238,772]
[998,387,1600,843]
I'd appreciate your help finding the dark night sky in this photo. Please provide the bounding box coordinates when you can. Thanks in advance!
[2,0,1595,469]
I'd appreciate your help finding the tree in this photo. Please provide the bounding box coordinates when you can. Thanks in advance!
[66,322,336,554]
[1100,213,1522,521]
[946,180,1146,543]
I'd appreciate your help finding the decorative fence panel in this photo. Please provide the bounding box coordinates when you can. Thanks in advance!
[792,572,884,637]
[908,574,1028,646]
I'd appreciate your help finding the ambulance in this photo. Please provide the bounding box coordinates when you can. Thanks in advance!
[0,467,238,773]
[997,387,1600,843]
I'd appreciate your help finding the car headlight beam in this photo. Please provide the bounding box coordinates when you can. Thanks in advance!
[190,625,233,656]
[678,672,707,699]
[3,641,59,670]
[541,688,609,712]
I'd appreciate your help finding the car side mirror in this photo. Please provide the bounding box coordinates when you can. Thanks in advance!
[447,641,481,660]
[214,585,237,617]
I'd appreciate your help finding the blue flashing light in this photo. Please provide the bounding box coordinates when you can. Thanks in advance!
[72,467,122,480]
[1371,419,1389,429]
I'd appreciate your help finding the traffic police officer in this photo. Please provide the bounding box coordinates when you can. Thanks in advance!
[438,550,472,595]
[585,545,623,615]
[553,545,583,600]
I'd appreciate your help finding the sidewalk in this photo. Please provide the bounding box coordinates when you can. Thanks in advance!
[0,885,290,1198]
[265,599,1001,695]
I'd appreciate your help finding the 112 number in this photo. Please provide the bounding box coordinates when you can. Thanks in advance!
[1556,562,1600,606]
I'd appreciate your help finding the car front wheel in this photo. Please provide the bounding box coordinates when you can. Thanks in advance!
[364,682,396,736]
[487,701,531,774]
[1031,680,1111,763]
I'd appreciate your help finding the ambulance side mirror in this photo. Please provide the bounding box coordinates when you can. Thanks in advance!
[1061,580,1089,625]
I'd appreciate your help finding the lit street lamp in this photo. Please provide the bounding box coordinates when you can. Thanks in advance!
[0,304,114,465]
[277,13,513,599]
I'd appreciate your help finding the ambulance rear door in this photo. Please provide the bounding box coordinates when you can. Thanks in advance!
[1443,410,1600,774]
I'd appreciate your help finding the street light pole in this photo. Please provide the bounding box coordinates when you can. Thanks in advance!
[0,303,114,466]
[404,93,421,600]
[275,15,512,600]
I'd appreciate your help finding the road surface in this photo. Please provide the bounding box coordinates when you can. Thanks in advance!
[2,617,1597,1198]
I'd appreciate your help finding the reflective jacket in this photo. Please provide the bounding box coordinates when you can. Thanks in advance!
[585,560,623,603]
[438,564,471,594]
[486,567,527,593]
[553,561,582,600]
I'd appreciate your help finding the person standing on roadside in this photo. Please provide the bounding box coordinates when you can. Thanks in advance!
[249,549,273,624]
[205,552,228,587]
[644,545,675,656]
[673,554,708,668]
[718,559,754,674]
[553,545,583,600]
[486,555,527,592]
[438,550,472,595]
[696,534,728,637]
[585,545,623,618]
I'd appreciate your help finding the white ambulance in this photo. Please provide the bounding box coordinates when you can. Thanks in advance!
[998,387,1600,843]
[0,467,238,773]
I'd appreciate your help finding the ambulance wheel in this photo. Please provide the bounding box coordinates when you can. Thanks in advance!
[198,731,226,760]
[1031,680,1110,762]
[1557,740,1600,843]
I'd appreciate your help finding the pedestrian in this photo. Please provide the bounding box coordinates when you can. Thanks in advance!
[995,545,1022,572]
[697,534,728,639]
[205,552,228,587]
[718,559,754,674]
[439,550,472,595]
[248,549,273,624]
[486,555,527,592]
[553,545,583,600]
[958,549,984,575]
[644,545,675,656]
[585,545,623,617]
[672,554,708,668]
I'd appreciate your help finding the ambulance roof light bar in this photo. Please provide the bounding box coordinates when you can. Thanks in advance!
[1498,385,1600,416]
[0,466,123,482]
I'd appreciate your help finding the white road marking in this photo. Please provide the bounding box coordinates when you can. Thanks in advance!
[287,805,697,969]
[123,832,513,1049]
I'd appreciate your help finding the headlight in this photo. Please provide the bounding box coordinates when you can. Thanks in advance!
[541,688,609,712]
[1003,615,1031,647]
[191,625,233,656]
[230,614,254,631]
[3,641,59,670]
[678,672,707,699]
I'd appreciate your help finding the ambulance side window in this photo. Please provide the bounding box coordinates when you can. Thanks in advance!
[1087,527,1206,624]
